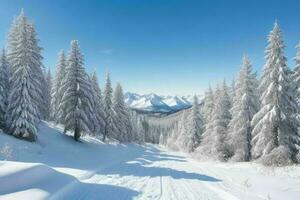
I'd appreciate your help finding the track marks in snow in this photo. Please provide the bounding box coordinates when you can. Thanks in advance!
[0,145,250,200]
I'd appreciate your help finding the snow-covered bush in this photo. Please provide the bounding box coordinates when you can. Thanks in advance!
[1,143,13,160]
[261,146,293,166]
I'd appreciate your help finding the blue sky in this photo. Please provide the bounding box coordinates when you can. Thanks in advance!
[0,0,300,95]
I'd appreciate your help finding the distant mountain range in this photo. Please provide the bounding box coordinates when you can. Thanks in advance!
[124,92,202,114]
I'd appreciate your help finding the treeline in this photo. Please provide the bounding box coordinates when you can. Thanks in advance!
[160,22,300,166]
[0,10,147,143]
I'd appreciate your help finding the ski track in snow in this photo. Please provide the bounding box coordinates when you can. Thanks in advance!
[1,122,300,200]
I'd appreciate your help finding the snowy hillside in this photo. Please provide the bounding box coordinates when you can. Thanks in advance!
[1,122,300,200]
[124,92,202,113]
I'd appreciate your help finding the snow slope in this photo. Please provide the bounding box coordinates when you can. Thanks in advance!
[1,122,300,200]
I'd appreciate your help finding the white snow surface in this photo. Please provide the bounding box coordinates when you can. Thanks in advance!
[0,122,300,200]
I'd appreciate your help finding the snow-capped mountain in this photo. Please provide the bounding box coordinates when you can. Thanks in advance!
[124,92,200,113]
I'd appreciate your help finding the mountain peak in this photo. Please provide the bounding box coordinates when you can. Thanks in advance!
[125,92,199,113]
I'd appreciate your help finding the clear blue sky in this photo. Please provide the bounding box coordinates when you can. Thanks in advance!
[0,0,300,95]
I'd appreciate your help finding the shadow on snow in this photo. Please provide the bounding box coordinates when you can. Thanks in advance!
[0,165,139,200]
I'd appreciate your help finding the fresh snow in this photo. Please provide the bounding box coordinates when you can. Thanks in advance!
[0,122,300,200]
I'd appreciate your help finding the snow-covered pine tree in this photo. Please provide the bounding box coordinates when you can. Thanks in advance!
[212,81,232,161]
[103,72,114,141]
[0,49,10,130]
[202,86,214,124]
[196,81,231,161]
[292,43,300,106]
[166,121,179,150]
[141,116,150,142]
[44,70,52,120]
[85,74,98,135]
[90,71,105,137]
[59,40,93,141]
[229,79,236,106]
[6,10,45,141]
[190,96,204,147]
[227,56,259,161]
[195,86,218,158]
[129,110,144,143]
[51,51,67,123]
[172,110,189,151]
[27,22,47,121]
[112,83,132,142]
[177,96,204,152]
[251,22,300,165]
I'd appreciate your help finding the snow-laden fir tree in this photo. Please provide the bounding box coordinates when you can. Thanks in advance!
[6,10,45,141]
[229,79,236,106]
[177,96,204,152]
[166,121,179,150]
[227,56,259,161]
[89,71,105,136]
[292,43,300,106]
[202,86,214,124]
[44,70,52,120]
[195,86,218,158]
[51,51,67,123]
[190,96,204,147]
[27,22,48,120]
[251,22,300,165]
[85,74,98,135]
[170,110,189,151]
[103,72,114,141]
[112,83,132,142]
[0,49,10,130]
[140,116,150,142]
[196,82,231,161]
[129,110,145,143]
[58,40,93,141]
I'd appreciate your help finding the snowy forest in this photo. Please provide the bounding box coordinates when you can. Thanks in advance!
[1,10,300,168]
[159,21,300,166]
[0,10,148,144]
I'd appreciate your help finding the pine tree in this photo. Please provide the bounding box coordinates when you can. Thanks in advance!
[229,79,236,106]
[27,22,47,120]
[112,83,132,142]
[196,86,218,158]
[212,81,232,161]
[44,70,52,120]
[59,40,93,141]
[202,86,214,124]
[227,56,259,161]
[103,72,114,141]
[90,71,105,136]
[251,22,300,165]
[292,43,300,106]
[196,82,231,161]
[51,51,67,123]
[141,116,150,143]
[0,49,10,130]
[190,96,204,147]
[6,10,45,141]
[166,113,184,151]
[177,96,204,152]
[129,110,144,143]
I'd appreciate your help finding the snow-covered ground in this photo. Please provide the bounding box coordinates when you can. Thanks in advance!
[0,122,300,200]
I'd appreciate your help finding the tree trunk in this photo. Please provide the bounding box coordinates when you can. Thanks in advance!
[103,123,107,141]
[74,126,81,141]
